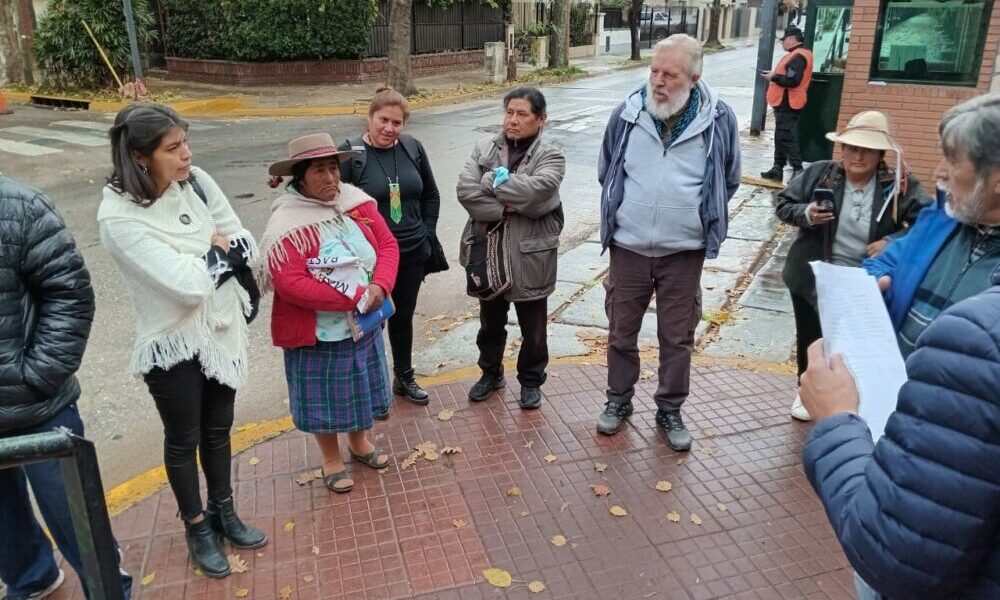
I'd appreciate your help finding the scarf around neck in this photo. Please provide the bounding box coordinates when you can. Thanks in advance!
[641,83,701,146]
[254,182,374,293]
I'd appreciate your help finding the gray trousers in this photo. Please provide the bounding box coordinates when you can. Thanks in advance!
[604,245,704,411]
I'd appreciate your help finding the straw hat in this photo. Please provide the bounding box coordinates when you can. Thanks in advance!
[268,133,358,176]
[825,111,899,152]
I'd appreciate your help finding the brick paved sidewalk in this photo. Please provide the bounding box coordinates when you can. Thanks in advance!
[51,362,854,600]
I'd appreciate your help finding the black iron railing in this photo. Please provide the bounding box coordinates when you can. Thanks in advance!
[0,430,125,600]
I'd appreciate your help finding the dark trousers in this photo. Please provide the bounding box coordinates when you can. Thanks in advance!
[0,404,133,599]
[144,359,236,519]
[605,246,705,411]
[773,108,803,170]
[387,246,429,377]
[477,296,548,388]
[790,292,823,379]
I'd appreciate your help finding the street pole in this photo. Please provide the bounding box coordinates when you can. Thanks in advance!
[122,0,144,82]
[750,0,779,136]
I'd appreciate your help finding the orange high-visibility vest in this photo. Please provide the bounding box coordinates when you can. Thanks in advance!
[766,47,813,110]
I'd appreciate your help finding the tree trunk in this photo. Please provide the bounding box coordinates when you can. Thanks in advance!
[548,0,569,68]
[0,0,25,85]
[387,0,418,96]
[628,0,642,61]
[705,0,724,49]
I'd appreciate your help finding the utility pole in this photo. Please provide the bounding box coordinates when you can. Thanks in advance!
[122,0,144,82]
[750,0,780,136]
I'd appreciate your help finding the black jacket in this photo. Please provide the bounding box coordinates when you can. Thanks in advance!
[0,177,94,434]
[775,160,931,298]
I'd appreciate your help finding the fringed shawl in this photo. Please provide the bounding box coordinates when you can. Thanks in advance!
[255,183,374,293]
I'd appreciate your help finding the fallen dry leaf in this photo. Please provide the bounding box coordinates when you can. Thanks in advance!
[520,510,530,517]
[400,451,421,470]
[551,534,567,547]
[506,486,522,497]
[295,470,318,486]
[424,450,440,461]
[655,480,673,493]
[140,572,155,586]
[194,568,204,576]
[594,462,608,473]
[255,552,264,558]
[441,446,463,454]
[311,546,320,555]
[426,314,447,322]
[439,321,462,332]
[284,521,295,533]
[453,519,467,528]
[248,456,260,466]
[437,409,454,421]
[733,489,743,500]
[303,574,314,583]
[528,580,547,593]
[415,441,438,453]
[717,502,728,512]
[524,440,534,449]
[690,513,703,526]
[233,587,249,598]
[676,458,684,466]
[483,568,513,588]
[609,505,628,517]
[543,454,557,463]
[278,585,293,599]
[227,554,248,574]
[667,511,680,523]
[591,484,611,497]
[559,501,570,512]
[699,445,716,455]
[639,368,655,380]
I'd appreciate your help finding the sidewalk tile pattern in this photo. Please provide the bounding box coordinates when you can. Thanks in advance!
[49,363,856,600]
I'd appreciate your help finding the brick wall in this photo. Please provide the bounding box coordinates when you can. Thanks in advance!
[165,51,485,86]
[837,0,1000,181]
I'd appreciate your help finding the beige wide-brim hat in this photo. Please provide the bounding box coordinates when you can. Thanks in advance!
[825,110,899,152]
[268,133,358,176]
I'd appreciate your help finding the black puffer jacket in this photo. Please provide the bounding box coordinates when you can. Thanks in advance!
[0,176,94,434]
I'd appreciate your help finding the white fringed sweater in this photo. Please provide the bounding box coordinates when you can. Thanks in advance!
[98,167,257,389]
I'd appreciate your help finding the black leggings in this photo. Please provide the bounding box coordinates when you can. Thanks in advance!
[144,359,236,520]
[790,292,823,380]
[387,245,430,376]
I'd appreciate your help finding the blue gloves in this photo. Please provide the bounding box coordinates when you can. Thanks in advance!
[492,166,510,188]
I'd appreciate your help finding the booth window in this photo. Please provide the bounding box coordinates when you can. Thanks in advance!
[870,0,994,85]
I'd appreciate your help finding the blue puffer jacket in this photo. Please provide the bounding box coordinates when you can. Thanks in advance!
[802,267,1000,599]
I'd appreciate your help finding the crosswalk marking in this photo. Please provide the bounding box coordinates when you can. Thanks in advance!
[2,126,107,147]
[52,120,111,133]
[0,138,61,156]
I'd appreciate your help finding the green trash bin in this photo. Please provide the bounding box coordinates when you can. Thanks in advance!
[799,1,854,162]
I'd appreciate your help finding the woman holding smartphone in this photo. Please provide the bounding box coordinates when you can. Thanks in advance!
[775,111,930,421]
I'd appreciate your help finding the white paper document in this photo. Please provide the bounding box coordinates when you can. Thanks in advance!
[810,262,907,440]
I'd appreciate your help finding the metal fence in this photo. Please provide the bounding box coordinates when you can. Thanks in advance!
[638,6,700,45]
[730,6,751,38]
[0,430,124,600]
[604,7,625,29]
[368,0,505,58]
[512,0,549,29]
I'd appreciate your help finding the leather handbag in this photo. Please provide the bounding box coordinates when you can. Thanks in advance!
[464,220,512,301]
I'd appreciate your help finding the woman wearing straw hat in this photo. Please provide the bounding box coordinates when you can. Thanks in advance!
[775,110,931,421]
[257,133,399,493]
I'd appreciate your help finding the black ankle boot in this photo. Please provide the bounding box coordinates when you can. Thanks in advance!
[760,166,784,181]
[207,497,268,549]
[392,369,429,405]
[184,517,231,578]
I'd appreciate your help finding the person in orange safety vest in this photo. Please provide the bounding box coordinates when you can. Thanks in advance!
[760,25,813,184]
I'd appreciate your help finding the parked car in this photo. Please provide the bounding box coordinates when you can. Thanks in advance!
[639,9,695,40]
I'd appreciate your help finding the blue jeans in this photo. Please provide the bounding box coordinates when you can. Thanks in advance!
[854,572,888,600]
[0,404,132,600]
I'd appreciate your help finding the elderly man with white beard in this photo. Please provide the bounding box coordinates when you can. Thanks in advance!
[595,34,741,450]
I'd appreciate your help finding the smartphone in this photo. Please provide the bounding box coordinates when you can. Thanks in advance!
[812,188,836,216]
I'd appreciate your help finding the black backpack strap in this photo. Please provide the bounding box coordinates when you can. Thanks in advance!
[189,173,209,205]
[340,136,366,185]
[398,134,422,170]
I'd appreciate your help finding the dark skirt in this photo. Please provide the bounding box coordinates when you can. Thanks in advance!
[284,331,390,433]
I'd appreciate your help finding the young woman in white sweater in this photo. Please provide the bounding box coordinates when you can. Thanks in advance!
[98,104,267,578]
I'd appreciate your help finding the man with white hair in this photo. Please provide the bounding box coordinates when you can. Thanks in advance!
[801,92,1000,600]
[595,34,741,450]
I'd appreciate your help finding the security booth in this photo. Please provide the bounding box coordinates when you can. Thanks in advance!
[798,0,854,162]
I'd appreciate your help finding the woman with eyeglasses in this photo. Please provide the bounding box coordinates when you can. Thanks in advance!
[775,110,931,422]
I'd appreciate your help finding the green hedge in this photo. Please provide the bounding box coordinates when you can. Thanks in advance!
[34,0,157,89]
[161,0,378,61]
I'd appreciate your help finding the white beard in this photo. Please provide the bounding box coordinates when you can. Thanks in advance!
[941,180,993,225]
[645,86,692,121]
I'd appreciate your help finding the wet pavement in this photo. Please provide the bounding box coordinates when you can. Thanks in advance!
[50,361,852,600]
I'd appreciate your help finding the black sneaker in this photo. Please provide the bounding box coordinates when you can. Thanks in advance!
[468,374,506,402]
[655,409,692,452]
[596,399,634,435]
[519,386,542,410]
[760,166,784,181]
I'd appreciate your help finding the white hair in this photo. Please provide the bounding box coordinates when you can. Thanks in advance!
[653,34,704,77]
[940,93,1000,182]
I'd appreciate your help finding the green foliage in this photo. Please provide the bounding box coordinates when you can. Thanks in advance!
[600,0,627,7]
[34,0,157,89]
[160,0,378,61]
[570,4,593,46]
[513,23,555,65]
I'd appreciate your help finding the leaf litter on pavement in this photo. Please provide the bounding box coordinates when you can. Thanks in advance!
[227,554,248,574]
[590,484,611,497]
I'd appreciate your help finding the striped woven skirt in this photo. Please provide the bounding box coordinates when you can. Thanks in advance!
[283,331,390,433]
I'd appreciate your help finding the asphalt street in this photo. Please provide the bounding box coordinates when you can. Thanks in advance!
[0,44,761,487]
